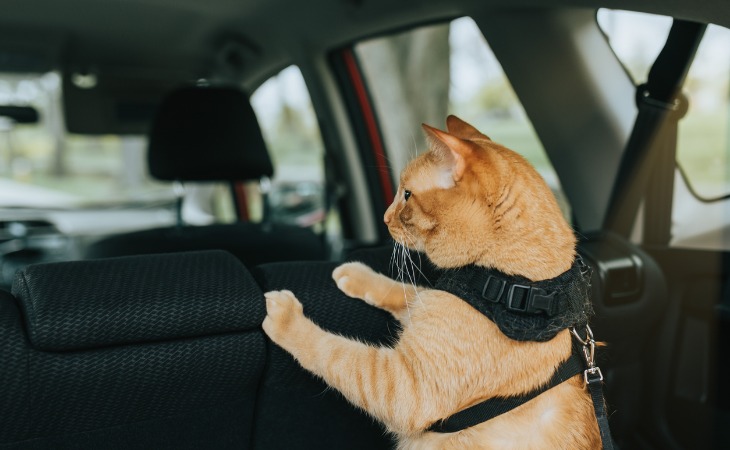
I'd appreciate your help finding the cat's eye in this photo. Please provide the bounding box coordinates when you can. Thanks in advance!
[404,190,412,201]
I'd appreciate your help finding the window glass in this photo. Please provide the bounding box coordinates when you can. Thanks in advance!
[0,72,187,236]
[598,10,730,199]
[355,17,570,220]
[0,67,327,232]
[0,72,172,208]
[598,10,730,249]
[0,72,240,234]
[250,66,327,230]
[597,11,672,84]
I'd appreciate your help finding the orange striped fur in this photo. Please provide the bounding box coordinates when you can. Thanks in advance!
[263,116,601,449]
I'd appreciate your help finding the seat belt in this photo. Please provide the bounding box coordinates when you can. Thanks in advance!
[604,20,706,244]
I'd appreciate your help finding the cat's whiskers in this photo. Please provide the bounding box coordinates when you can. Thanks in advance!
[398,233,425,308]
[389,241,398,278]
[394,241,414,321]
[400,227,431,285]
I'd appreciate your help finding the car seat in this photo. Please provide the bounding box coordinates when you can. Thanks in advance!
[0,250,394,449]
[0,251,267,449]
[84,86,326,266]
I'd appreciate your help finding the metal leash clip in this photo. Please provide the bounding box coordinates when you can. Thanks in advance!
[571,325,603,384]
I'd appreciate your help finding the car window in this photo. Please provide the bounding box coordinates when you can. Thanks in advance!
[0,72,237,233]
[250,66,328,231]
[354,17,571,221]
[598,10,730,249]
[0,67,332,234]
[0,72,202,236]
[0,72,170,207]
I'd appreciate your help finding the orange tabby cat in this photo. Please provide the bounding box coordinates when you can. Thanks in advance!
[263,115,601,449]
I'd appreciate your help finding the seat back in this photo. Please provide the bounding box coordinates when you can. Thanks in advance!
[3,237,660,448]
[0,250,266,449]
[84,223,326,265]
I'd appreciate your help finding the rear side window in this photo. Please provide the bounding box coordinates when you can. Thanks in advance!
[599,10,730,249]
[250,66,328,231]
[354,17,570,220]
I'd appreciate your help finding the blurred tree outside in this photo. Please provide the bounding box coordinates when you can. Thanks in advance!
[357,25,451,178]
[355,17,569,218]
[355,18,557,177]
[599,10,730,197]
[251,66,325,185]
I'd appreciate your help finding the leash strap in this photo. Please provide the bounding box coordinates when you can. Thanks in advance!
[587,370,614,450]
[572,326,615,450]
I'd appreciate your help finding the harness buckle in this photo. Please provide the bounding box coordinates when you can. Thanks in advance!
[584,367,604,385]
[481,276,507,303]
[506,284,556,315]
[572,325,605,386]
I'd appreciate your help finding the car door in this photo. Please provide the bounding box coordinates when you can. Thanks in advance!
[596,10,730,450]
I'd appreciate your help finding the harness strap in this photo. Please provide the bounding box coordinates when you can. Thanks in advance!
[427,344,616,450]
[427,353,584,433]
[433,257,592,342]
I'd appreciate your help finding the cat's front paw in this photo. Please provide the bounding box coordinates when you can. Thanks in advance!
[263,290,306,347]
[333,262,379,305]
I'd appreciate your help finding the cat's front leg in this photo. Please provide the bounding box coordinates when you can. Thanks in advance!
[263,289,432,435]
[333,262,418,318]
[262,290,319,354]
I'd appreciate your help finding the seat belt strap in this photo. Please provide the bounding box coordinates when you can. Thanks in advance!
[604,20,706,240]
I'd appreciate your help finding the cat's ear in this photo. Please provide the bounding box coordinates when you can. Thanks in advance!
[422,123,475,182]
[445,115,491,141]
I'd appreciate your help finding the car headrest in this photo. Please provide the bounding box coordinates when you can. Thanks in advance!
[147,85,274,181]
[11,250,265,351]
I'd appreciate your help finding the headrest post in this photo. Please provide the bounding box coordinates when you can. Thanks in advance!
[260,176,272,232]
[173,181,186,228]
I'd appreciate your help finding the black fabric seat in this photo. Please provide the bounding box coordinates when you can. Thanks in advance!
[0,250,397,450]
[84,85,326,265]
[0,250,267,449]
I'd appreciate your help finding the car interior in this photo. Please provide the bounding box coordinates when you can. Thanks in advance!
[1,0,729,449]
[83,85,327,265]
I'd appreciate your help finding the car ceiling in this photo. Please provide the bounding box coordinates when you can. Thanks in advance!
[1,0,728,86]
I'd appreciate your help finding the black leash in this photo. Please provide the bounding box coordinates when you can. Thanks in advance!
[573,326,615,450]
[428,326,615,450]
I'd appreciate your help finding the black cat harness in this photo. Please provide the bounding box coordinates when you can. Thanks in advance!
[428,258,615,450]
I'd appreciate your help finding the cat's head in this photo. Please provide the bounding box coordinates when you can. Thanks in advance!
[384,115,576,280]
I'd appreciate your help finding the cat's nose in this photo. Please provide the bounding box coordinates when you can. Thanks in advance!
[383,209,392,224]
